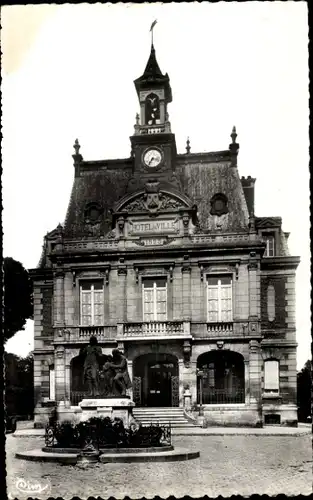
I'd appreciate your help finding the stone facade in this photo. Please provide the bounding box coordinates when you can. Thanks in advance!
[30,43,300,428]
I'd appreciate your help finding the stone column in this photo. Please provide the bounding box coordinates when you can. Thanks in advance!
[178,358,185,407]
[64,272,74,326]
[54,270,65,327]
[188,360,198,406]
[127,359,133,400]
[140,102,145,125]
[248,257,260,319]
[244,359,250,404]
[54,346,66,403]
[64,362,71,404]
[248,340,262,404]
[160,101,165,123]
[182,260,191,321]
[117,262,127,323]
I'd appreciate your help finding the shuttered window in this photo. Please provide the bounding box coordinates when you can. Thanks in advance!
[142,278,167,321]
[207,276,232,322]
[80,280,104,326]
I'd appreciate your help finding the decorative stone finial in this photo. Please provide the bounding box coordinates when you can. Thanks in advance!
[186,137,191,154]
[231,126,237,144]
[229,126,239,166]
[73,138,80,155]
[135,113,140,125]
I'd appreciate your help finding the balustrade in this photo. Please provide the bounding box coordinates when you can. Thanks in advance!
[63,240,118,252]
[54,326,117,343]
[207,322,234,335]
[123,321,185,338]
[192,233,250,244]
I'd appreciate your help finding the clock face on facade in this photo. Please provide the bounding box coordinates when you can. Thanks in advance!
[143,148,163,168]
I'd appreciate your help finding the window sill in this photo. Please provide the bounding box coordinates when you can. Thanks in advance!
[262,392,282,399]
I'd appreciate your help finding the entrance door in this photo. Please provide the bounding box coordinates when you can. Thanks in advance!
[147,361,176,407]
[133,353,179,407]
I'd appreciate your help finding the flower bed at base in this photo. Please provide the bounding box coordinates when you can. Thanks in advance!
[45,416,171,449]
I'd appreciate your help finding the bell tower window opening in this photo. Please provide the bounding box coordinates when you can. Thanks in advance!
[80,280,104,326]
[142,277,167,321]
[207,276,233,323]
[145,93,160,125]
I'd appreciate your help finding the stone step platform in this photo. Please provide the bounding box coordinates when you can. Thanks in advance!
[16,447,200,464]
[133,407,200,427]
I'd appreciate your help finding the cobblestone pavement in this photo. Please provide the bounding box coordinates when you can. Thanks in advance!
[6,434,312,499]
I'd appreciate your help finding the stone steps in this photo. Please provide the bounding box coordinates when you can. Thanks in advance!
[133,407,200,428]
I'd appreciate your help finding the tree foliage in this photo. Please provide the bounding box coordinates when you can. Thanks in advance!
[3,257,33,342]
[5,351,34,417]
[297,359,312,422]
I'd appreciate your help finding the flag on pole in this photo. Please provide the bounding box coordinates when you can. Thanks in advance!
[150,19,157,31]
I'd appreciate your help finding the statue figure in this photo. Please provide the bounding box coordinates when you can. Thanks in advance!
[80,336,103,397]
[100,354,115,396]
[111,349,132,396]
[101,349,132,397]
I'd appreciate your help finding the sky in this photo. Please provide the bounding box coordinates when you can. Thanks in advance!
[2,3,310,369]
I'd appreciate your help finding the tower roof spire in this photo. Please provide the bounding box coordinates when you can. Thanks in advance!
[134,27,172,102]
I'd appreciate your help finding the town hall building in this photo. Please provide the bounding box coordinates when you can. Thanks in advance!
[30,41,300,428]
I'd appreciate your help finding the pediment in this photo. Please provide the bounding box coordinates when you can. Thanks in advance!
[115,188,192,214]
[256,217,281,228]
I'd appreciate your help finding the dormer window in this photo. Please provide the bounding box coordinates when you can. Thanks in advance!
[263,234,275,257]
[210,193,228,216]
[84,202,103,225]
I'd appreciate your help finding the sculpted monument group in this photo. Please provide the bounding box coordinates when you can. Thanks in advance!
[80,336,132,398]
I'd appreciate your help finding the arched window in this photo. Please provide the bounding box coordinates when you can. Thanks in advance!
[264,359,279,393]
[197,350,245,404]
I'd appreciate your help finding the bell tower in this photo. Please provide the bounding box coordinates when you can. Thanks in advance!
[129,42,178,188]
[133,43,172,133]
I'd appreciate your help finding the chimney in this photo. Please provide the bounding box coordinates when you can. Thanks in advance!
[241,176,256,215]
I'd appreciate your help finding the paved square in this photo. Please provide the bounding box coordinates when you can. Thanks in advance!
[6,434,312,498]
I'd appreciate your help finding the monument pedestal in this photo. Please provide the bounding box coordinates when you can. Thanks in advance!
[79,398,136,428]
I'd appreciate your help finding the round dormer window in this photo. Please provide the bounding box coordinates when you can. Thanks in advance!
[84,202,103,224]
[210,193,228,216]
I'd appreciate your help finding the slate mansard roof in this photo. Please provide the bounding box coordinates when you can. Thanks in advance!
[61,149,250,241]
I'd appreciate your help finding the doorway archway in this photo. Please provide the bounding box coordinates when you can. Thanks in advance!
[133,353,179,407]
[197,350,245,404]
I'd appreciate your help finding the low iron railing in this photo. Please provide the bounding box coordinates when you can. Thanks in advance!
[71,391,88,406]
[198,388,245,405]
[45,417,172,448]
